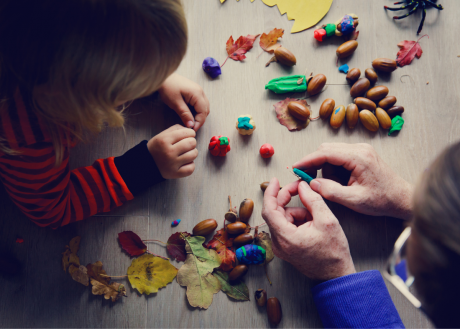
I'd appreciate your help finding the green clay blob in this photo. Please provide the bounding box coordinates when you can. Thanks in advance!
[293,168,314,185]
[219,136,229,146]
[388,115,404,136]
[237,117,253,130]
[325,23,336,37]
[265,75,307,94]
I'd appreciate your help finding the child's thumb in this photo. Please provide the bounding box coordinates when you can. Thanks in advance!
[173,100,195,128]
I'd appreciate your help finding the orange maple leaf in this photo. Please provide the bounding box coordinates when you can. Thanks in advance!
[259,28,284,53]
[221,34,260,67]
[206,229,236,272]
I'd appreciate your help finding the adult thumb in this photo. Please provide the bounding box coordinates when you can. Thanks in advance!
[298,181,331,217]
[310,178,351,205]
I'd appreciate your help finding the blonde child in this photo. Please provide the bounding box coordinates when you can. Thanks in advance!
[0,0,209,228]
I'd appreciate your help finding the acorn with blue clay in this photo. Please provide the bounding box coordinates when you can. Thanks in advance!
[236,115,256,135]
[236,244,266,265]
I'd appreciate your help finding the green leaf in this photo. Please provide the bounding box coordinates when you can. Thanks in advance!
[185,236,214,261]
[214,270,250,301]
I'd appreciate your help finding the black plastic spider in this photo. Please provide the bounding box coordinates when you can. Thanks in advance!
[384,0,443,34]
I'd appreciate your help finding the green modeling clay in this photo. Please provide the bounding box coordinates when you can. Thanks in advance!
[388,115,404,136]
[265,75,307,94]
[219,136,229,146]
[325,23,336,37]
[293,168,314,185]
[237,117,253,130]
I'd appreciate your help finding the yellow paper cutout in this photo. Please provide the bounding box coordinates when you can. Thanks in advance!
[261,0,334,33]
[221,0,255,3]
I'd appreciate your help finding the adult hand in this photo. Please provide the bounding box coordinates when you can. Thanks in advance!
[293,143,413,220]
[147,124,198,179]
[158,73,210,131]
[262,178,356,281]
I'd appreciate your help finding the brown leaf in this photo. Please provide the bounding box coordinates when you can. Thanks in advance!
[90,279,126,302]
[62,248,71,272]
[71,265,89,286]
[274,98,310,131]
[259,28,284,53]
[255,231,274,263]
[86,261,110,284]
[69,236,81,254]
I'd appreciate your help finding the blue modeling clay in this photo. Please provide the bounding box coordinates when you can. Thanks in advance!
[202,57,221,79]
[293,168,314,185]
[237,117,254,130]
[341,15,355,35]
[339,64,349,74]
[171,219,181,227]
[236,244,266,265]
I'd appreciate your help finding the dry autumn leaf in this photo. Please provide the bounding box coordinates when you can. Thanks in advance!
[166,232,191,262]
[118,231,147,257]
[177,236,222,309]
[127,254,178,295]
[87,261,126,302]
[214,270,250,301]
[69,236,81,254]
[62,236,81,272]
[274,98,310,131]
[206,229,236,272]
[396,35,427,68]
[259,28,284,53]
[255,231,274,263]
[221,34,260,67]
[71,265,89,286]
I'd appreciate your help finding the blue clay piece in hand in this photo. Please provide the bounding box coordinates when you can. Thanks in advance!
[236,244,266,265]
[202,57,221,79]
[171,219,181,227]
[339,64,349,74]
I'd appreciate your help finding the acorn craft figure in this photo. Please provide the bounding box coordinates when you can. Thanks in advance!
[385,0,443,35]
[314,14,359,42]
[208,135,231,156]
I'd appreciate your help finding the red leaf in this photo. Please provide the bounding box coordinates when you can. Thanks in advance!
[226,34,260,61]
[396,34,428,67]
[118,231,147,257]
[206,229,236,272]
[166,232,191,262]
[274,98,310,131]
[349,30,359,41]
[259,28,284,53]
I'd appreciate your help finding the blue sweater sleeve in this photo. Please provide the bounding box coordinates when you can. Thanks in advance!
[311,270,405,328]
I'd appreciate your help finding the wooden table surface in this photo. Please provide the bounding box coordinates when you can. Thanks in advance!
[1,0,459,327]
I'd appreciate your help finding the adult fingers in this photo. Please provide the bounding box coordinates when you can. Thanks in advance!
[298,181,334,221]
[174,137,197,156]
[277,180,300,208]
[169,126,196,144]
[178,148,198,166]
[171,98,195,129]
[310,178,355,205]
[292,143,360,172]
[284,207,312,225]
[262,178,291,233]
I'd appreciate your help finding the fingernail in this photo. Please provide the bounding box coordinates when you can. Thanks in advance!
[186,121,194,128]
[310,180,321,191]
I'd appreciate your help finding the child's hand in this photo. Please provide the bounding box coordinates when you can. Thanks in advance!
[158,73,210,131]
[147,124,198,179]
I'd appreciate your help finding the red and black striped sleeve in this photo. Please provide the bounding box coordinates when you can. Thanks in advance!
[0,90,164,228]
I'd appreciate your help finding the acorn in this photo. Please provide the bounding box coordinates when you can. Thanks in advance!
[228,265,248,282]
[350,78,370,98]
[359,110,379,132]
[255,289,267,307]
[267,297,282,325]
[288,101,310,121]
[192,219,218,236]
[372,58,397,73]
[354,97,376,112]
[346,68,361,84]
[346,104,359,129]
[366,85,389,101]
[319,98,335,119]
[227,222,247,235]
[238,199,254,224]
[375,107,392,129]
[336,40,358,59]
[378,96,397,110]
[233,233,253,248]
[260,182,282,193]
[365,68,378,84]
[307,74,327,95]
[387,105,405,117]
[266,47,296,67]
[330,105,346,129]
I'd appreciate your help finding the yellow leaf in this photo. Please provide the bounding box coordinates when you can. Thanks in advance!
[127,254,178,295]
[177,236,222,309]
[262,0,334,33]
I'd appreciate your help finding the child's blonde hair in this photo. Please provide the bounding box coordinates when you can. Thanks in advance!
[0,0,188,164]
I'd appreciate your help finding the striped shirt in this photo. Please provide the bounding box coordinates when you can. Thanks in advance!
[0,89,162,228]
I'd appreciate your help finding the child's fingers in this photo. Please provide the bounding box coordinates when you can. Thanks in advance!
[191,95,210,132]
[171,99,195,129]
[177,162,195,177]
[169,127,196,144]
[178,148,198,165]
[174,137,197,156]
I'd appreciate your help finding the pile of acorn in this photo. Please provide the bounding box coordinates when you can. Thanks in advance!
[319,58,404,131]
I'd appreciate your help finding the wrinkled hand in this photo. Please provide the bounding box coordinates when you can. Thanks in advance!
[147,124,198,179]
[293,143,413,220]
[262,178,355,281]
[158,73,210,131]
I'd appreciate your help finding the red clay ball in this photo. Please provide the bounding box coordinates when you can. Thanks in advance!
[260,144,274,158]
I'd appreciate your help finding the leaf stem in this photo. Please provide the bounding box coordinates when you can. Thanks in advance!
[264,264,272,285]
[397,34,429,65]
[146,250,169,260]
[100,274,129,278]
[221,56,229,68]
[250,223,267,230]
[143,239,166,245]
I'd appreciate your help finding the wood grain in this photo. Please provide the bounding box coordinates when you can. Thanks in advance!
[2,0,459,327]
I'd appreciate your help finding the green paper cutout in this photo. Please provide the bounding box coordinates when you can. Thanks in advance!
[219,137,229,146]
[265,75,307,94]
[325,23,336,37]
[388,115,404,136]
[237,117,253,130]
